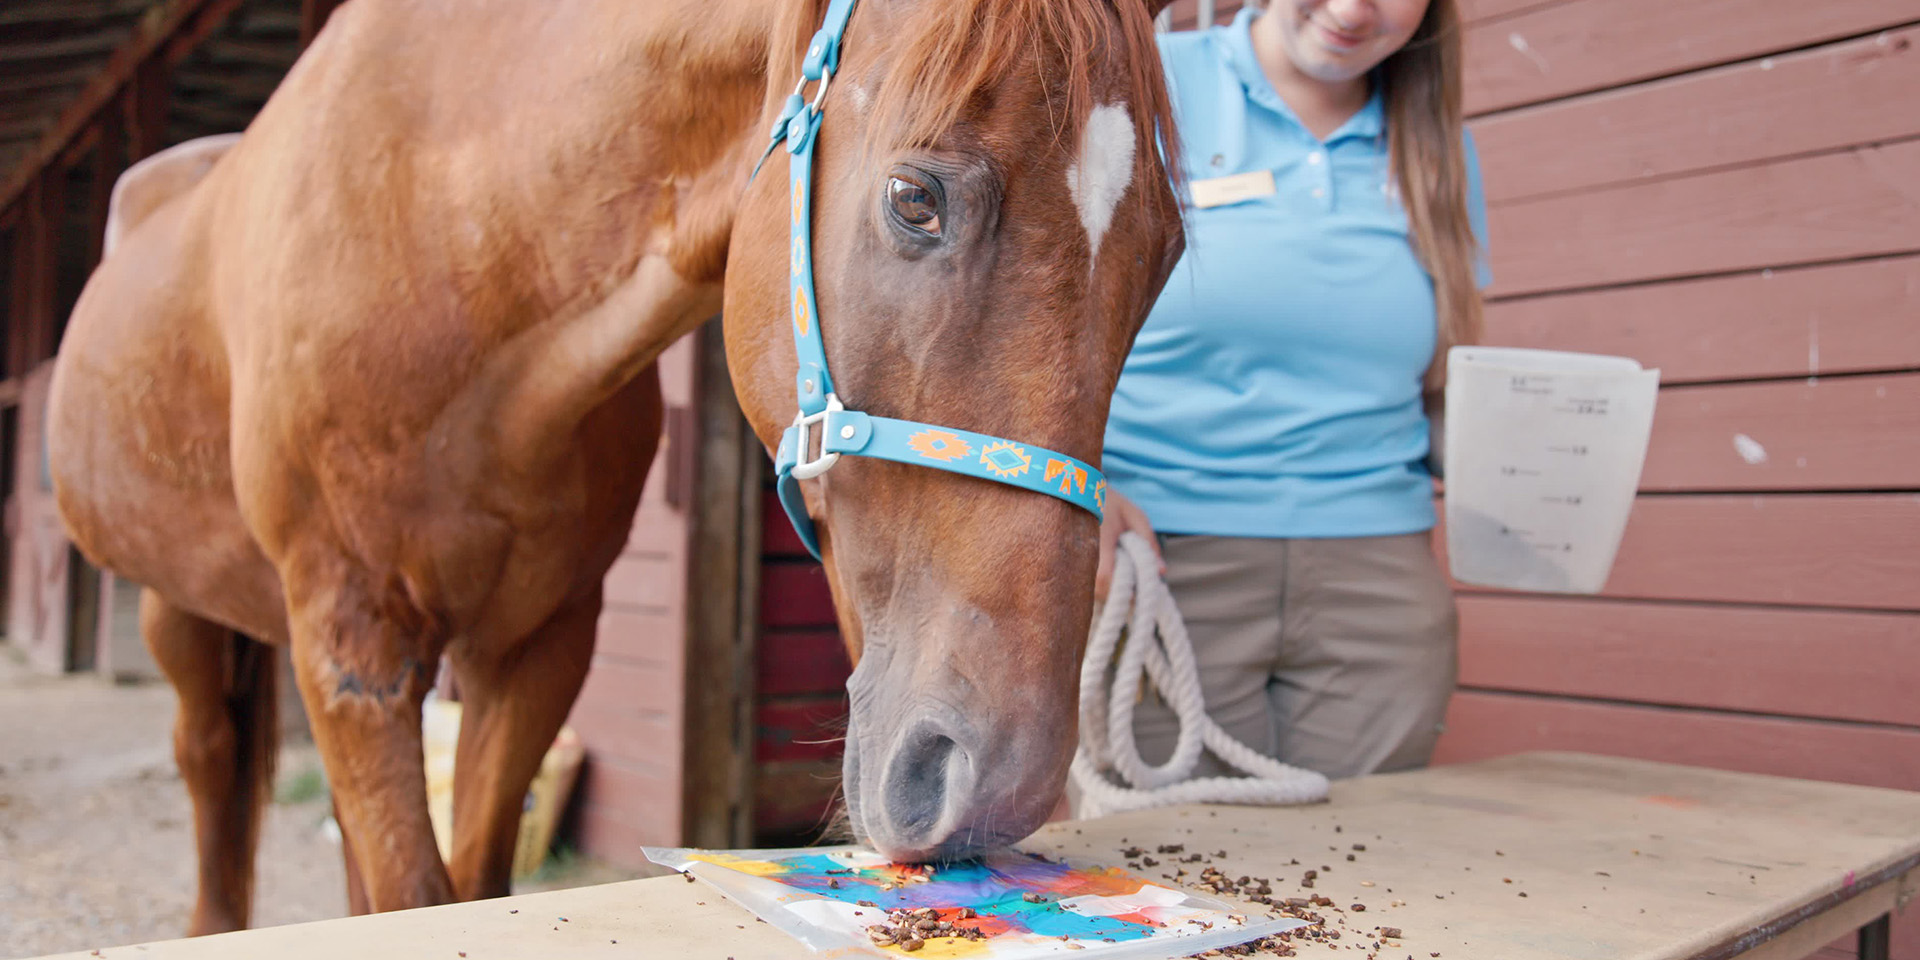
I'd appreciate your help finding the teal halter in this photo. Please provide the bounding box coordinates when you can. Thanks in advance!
[765,0,1108,560]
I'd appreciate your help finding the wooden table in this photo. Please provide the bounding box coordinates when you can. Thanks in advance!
[38,753,1920,960]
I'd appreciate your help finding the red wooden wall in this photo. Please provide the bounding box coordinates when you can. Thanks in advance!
[753,489,851,843]
[1433,2,1920,957]
[565,337,698,868]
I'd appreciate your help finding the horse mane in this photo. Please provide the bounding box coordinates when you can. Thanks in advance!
[780,0,1183,191]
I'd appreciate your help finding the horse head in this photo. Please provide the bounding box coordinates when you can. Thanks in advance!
[726,0,1184,861]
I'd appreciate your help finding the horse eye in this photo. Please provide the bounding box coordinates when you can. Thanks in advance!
[887,177,941,236]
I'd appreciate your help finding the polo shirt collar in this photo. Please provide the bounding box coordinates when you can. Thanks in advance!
[1220,7,1386,144]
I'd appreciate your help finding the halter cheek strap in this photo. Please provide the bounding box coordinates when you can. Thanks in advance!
[762,0,1109,560]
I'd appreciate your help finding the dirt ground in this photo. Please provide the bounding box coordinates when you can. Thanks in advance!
[0,652,646,959]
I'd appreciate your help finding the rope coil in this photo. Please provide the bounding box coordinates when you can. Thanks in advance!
[1071,532,1330,817]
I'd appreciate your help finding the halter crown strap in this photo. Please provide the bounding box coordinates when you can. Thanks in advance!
[766,0,1109,560]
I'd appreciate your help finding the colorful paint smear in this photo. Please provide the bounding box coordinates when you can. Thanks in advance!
[645,845,1309,960]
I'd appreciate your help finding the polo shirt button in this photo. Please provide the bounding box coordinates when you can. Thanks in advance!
[1311,187,1326,199]
[1307,150,1324,166]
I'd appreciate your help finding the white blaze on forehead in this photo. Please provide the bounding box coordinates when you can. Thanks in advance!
[1065,102,1136,267]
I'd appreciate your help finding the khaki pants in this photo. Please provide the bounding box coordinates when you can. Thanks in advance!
[1129,531,1458,781]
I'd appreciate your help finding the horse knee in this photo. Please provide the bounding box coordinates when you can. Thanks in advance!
[296,647,437,718]
[173,712,239,786]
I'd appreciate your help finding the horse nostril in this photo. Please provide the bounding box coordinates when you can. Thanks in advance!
[885,727,959,840]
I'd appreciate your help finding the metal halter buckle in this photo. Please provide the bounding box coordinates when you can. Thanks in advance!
[787,393,846,480]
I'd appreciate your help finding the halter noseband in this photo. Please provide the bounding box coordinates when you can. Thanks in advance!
[762,0,1109,560]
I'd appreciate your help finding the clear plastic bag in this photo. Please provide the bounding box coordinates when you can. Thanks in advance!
[1444,346,1661,594]
[643,844,1308,959]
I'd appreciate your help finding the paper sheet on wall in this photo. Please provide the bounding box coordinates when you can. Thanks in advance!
[643,844,1308,959]
[1444,346,1660,594]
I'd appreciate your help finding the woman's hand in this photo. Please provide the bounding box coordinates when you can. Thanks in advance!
[1095,488,1164,603]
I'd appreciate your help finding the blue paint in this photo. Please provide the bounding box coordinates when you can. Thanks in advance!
[743,851,1158,943]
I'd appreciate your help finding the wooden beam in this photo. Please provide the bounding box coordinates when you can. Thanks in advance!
[89,113,122,267]
[0,31,129,65]
[24,168,63,365]
[680,318,760,849]
[56,119,102,168]
[6,198,29,378]
[0,0,246,216]
[0,0,153,30]
[300,0,350,48]
[124,55,169,161]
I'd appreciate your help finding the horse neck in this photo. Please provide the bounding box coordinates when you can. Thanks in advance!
[555,0,782,285]
[478,0,786,475]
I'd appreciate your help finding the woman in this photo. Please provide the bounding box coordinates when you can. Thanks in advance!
[1097,0,1490,780]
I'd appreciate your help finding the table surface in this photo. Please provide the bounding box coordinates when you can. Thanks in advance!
[40,752,1920,960]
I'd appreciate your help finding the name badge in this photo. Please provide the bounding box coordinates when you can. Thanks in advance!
[1189,169,1275,209]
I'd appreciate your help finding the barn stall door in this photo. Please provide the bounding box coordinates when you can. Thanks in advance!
[7,363,73,673]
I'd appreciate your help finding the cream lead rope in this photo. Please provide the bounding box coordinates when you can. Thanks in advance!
[1071,533,1331,817]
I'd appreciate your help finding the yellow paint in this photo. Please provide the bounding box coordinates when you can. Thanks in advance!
[901,935,995,958]
[686,852,790,877]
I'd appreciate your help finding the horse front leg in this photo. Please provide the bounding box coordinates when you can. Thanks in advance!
[287,579,454,912]
[444,589,600,900]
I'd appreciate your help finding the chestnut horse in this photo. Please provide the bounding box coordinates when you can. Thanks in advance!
[48,0,1184,932]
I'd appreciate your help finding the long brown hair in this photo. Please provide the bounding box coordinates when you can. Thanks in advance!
[1377,0,1481,392]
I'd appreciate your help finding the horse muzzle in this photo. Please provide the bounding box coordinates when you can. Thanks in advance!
[844,674,1072,862]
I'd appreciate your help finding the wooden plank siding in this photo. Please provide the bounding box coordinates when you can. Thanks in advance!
[1473,26,1920,204]
[1461,0,1918,114]
[1639,374,1920,491]
[1441,494,1920,610]
[1448,5,1920,955]
[757,627,850,699]
[1483,255,1920,385]
[1456,0,1558,25]
[1456,596,1920,728]
[1433,692,1920,795]
[1486,138,1920,297]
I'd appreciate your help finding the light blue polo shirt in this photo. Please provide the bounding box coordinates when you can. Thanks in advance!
[1102,9,1490,538]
